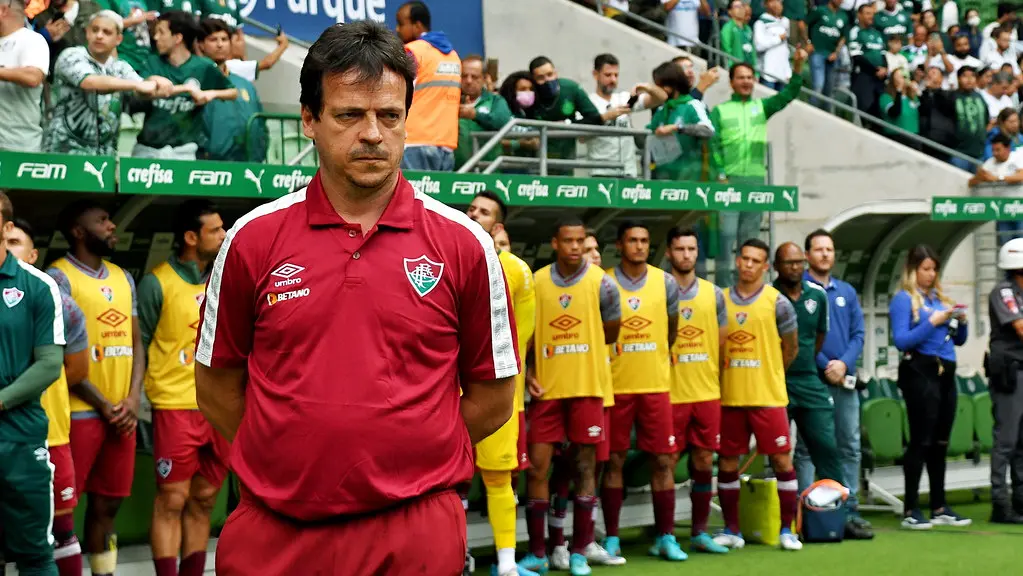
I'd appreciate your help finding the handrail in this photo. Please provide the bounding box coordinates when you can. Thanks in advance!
[245,112,308,164]
[243,17,313,49]
[588,2,983,169]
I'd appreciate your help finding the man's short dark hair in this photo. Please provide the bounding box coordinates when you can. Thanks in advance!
[198,17,231,41]
[957,65,977,79]
[991,132,1013,149]
[173,199,220,252]
[158,11,200,52]
[529,56,553,74]
[653,61,692,95]
[400,1,431,30]
[474,191,506,223]
[672,55,691,65]
[585,228,599,242]
[740,238,770,256]
[300,21,418,120]
[857,2,873,13]
[666,226,698,245]
[553,215,585,237]
[730,61,755,80]
[11,217,34,243]
[594,53,619,72]
[57,199,105,245]
[994,70,1014,85]
[804,228,833,251]
[616,220,648,241]
[0,191,11,225]
[996,25,1013,39]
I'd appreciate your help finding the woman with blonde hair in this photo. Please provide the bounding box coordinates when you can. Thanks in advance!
[890,244,970,530]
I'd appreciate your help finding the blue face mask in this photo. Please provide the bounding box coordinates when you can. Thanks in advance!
[536,78,561,103]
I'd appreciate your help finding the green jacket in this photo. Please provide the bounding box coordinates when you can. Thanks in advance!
[709,74,802,181]
[648,94,714,181]
[455,91,513,169]
[721,20,757,69]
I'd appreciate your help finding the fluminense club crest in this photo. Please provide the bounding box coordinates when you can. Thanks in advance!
[804,299,818,314]
[627,296,641,311]
[100,286,114,302]
[559,294,572,309]
[736,312,748,325]
[403,255,445,297]
[2,287,24,308]
[681,307,693,320]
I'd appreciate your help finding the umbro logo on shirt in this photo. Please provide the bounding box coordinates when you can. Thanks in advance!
[271,263,305,288]
[33,447,49,461]
[587,425,602,438]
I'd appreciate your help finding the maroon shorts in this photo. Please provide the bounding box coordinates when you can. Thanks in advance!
[516,411,529,471]
[216,490,466,576]
[527,397,604,445]
[672,400,722,452]
[609,392,674,454]
[153,409,230,486]
[50,443,78,511]
[719,406,791,457]
[596,408,612,463]
[70,416,136,498]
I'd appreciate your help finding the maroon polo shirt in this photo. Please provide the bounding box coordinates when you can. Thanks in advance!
[195,172,518,521]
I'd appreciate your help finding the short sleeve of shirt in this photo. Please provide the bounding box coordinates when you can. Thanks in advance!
[18,29,50,75]
[62,295,88,354]
[991,285,1023,327]
[714,285,727,327]
[225,59,257,82]
[457,240,519,381]
[55,48,93,87]
[125,269,138,316]
[599,274,622,322]
[195,229,257,368]
[664,274,680,317]
[29,267,65,347]
[46,268,72,299]
[776,296,798,336]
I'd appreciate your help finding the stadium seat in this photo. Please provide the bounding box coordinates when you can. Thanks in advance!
[946,394,976,457]
[860,396,904,464]
[973,391,994,453]
[674,453,690,484]
[118,113,144,157]
[467,472,484,508]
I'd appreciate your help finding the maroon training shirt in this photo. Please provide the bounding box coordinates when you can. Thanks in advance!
[195,172,519,521]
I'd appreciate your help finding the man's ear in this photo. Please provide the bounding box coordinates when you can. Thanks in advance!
[492,222,506,236]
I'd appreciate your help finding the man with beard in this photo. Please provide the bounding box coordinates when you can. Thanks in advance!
[527,56,604,174]
[665,227,729,555]
[48,200,145,576]
[138,200,228,576]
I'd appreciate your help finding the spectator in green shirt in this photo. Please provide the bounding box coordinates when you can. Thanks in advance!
[806,0,848,106]
[527,56,605,175]
[455,54,514,170]
[880,71,921,150]
[101,0,158,72]
[721,0,757,69]
[848,3,888,120]
[648,60,714,182]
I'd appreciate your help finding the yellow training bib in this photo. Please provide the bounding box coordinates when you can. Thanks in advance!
[535,263,607,400]
[722,285,788,407]
[500,250,535,413]
[51,258,134,411]
[608,265,671,395]
[671,278,721,404]
[144,261,206,410]
[40,366,71,446]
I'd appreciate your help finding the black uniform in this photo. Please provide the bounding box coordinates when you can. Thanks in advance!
[988,279,1023,514]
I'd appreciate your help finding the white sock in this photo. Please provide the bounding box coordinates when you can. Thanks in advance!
[497,548,517,574]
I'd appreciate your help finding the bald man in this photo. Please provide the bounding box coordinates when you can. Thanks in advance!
[772,243,849,493]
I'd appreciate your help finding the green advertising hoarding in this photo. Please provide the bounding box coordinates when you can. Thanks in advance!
[931,196,1023,221]
[0,151,115,193]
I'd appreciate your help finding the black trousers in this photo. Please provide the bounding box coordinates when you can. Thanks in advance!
[898,353,958,513]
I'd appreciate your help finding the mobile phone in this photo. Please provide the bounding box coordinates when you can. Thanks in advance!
[275,24,283,36]
[626,93,640,108]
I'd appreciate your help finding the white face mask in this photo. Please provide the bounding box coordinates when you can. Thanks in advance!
[967,16,981,27]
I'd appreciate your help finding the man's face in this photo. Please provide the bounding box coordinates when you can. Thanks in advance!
[774,244,806,284]
[888,37,903,54]
[958,70,977,91]
[302,68,407,191]
[466,196,501,234]
[807,235,835,275]
[667,235,698,275]
[616,227,649,265]
[86,17,122,58]
[583,235,601,267]
[532,62,557,86]
[990,80,1007,97]
[993,141,1012,163]
[395,6,421,43]
[736,246,768,284]
[885,0,897,9]
[461,59,484,100]
[201,30,232,64]
[76,208,118,257]
[552,225,586,267]
[493,228,511,253]
[998,32,1011,52]
[860,6,875,27]
[728,0,744,21]
[954,36,970,56]
[153,21,178,56]
[6,226,37,265]
[765,0,782,16]
[678,58,696,85]
[732,65,755,97]
[913,25,927,44]
[195,213,226,262]
[594,63,619,96]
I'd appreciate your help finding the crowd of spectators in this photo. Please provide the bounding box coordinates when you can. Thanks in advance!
[0,0,289,160]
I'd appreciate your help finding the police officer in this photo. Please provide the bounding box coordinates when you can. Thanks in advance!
[0,191,66,576]
[988,237,1023,524]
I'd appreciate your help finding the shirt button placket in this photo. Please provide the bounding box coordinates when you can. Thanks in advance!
[353,251,361,260]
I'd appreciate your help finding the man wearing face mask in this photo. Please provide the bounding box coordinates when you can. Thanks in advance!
[587,53,667,178]
[527,56,604,175]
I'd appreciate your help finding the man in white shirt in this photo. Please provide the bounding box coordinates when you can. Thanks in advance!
[929,34,982,90]
[754,0,791,89]
[663,0,709,48]
[587,53,667,178]
[0,0,50,152]
[223,27,289,82]
[970,133,1023,194]
[982,27,1020,76]
[980,5,1019,62]
[981,71,1015,122]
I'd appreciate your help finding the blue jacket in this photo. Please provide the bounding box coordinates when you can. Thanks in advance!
[889,289,968,362]
[805,272,864,376]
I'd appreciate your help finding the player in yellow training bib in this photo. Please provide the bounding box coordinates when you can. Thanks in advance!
[715,238,801,553]
[665,227,730,555]
[138,200,228,576]
[48,200,144,576]
[601,221,683,563]
[466,191,538,576]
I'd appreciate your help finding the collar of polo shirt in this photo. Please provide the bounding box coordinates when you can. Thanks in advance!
[305,171,417,231]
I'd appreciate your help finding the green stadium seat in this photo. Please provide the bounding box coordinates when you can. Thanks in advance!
[973,391,994,453]
[117,113,143,157]
[947,394,976,457]
[623,449,650,488]
[467,472,484,508]
[860,397,904,463]
[674,453,690,484]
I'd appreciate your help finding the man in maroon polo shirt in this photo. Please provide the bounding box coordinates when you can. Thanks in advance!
[193,21,518,576]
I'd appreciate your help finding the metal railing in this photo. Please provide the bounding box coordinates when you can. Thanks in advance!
[244,112,318,166]
[459,118,653,177]
[588,0,984,170]
[243,17,313,49]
